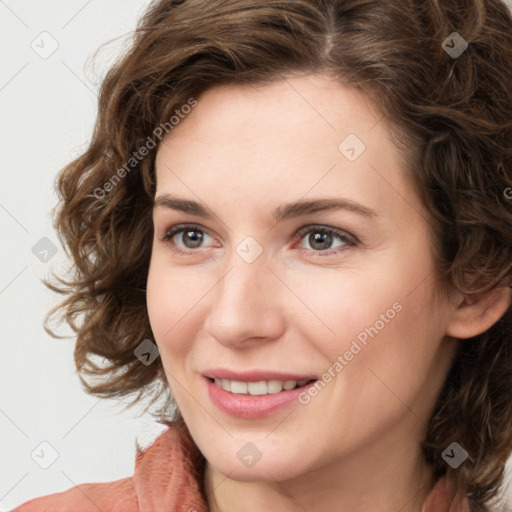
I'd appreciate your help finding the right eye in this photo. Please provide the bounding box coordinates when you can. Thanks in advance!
[160,223,216,254]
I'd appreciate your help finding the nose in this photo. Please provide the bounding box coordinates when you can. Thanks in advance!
[203,252,285,348]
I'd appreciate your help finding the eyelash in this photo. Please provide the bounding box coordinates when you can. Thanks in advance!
[160,223,357,257]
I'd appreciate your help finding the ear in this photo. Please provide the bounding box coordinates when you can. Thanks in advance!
[446,285,511,339]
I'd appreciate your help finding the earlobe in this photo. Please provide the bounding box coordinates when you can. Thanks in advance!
[446,285,511,340]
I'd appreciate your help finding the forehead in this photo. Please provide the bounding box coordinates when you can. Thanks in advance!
[153,74,421,225]
[160,74,382,145]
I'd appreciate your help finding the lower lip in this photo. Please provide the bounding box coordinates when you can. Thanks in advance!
[204,377,317,419]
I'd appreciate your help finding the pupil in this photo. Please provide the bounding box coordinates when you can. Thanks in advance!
[310,232,331,250]
[184,230,203,248]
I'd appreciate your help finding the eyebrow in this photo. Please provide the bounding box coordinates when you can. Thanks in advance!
[154,193,377,222]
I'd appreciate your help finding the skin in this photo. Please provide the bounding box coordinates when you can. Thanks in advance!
[146,73,511,512]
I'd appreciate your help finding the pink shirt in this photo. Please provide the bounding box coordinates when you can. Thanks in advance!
[13,424,471,511]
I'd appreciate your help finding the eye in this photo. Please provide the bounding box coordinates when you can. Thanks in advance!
[160,224,214,254]
[160,223,357,256]
[295,225,357,256]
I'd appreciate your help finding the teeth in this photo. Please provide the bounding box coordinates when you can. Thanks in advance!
[267,380,284,394]
[212,378,311,395]
[283,380,297,390]
[248,381,267,395]
[230,380,247,394]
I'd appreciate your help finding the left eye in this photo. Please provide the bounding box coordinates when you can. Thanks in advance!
[161,224,356,255]
[295,225,356,255]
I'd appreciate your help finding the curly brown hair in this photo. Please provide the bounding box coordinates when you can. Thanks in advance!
[45,0,512,510]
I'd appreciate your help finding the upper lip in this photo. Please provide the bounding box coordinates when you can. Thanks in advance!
[202,368,317,382]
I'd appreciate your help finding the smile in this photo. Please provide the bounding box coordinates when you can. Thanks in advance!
[211,378,314,395]
[205,376,318,419]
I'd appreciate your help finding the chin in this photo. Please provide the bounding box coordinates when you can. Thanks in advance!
[205,444,311,483]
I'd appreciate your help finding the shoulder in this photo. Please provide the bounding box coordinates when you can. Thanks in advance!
[11,423,208,512]
[12,476,136,512]
[132,421,208,511]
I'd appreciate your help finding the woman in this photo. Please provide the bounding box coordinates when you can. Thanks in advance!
[13,0,512,510]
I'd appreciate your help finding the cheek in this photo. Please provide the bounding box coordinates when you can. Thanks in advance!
[146,256,191,357]
[313,271,446,427]
[146,259,206,408]
[282,266,413,359]
[146,252,217,368]
[291,247,443,388]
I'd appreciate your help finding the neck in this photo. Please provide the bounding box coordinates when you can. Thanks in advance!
[203,432,435,512]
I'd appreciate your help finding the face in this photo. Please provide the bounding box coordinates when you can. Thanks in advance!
[146,74,459,483]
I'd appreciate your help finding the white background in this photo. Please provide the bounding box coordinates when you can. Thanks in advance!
[0,2,164,510]
[1,1,511,510]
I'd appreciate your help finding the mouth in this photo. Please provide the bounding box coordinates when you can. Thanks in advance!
[204,375,319,419]
[206,377,317,396]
